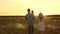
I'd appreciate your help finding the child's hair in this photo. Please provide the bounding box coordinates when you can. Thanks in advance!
[38,12,43,20]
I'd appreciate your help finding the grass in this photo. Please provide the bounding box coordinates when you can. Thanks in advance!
[0,16,60,34]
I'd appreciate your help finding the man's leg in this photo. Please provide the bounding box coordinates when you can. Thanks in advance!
[28,26,30,34]
[31,26,34,34]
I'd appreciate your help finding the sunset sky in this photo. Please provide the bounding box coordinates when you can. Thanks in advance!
[0,0,60,16]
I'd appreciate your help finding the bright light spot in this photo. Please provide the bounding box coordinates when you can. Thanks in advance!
[15,23,24,29]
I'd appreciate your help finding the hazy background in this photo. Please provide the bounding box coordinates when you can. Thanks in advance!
[0,0,60,16]
[0,16,60,34]
[0,0,60,34]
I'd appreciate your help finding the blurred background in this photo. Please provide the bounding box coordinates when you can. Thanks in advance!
[0,15,60,34]
[0,0,60,34]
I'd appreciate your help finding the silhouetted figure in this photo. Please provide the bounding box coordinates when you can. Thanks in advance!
[31,10,34,15]
[31,10,35,21]
[37,12,45,34]
[25,8,34,34]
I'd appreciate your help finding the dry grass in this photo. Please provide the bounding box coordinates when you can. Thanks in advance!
[0,16,60,34]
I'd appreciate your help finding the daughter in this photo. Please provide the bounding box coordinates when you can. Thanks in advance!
[37,12,45,34]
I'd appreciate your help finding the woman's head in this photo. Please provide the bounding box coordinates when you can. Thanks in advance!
[38,12,43,20]
[31,10,34,15]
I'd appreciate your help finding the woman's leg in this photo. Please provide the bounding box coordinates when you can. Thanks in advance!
[37,31,44,34]
[37,31,40,34]
[40,31,44,34]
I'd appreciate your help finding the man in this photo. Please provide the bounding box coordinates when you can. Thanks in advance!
[25,8,35,34]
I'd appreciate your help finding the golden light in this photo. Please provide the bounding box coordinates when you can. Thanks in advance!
[0,0,60,16]
[15,23,24,29]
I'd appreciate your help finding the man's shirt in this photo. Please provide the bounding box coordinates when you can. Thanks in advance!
[25,13,34,26]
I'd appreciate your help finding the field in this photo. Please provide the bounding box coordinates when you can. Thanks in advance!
[0,15,60,34]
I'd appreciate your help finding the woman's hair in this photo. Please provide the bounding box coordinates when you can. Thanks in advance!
[38,12,44,20]
[31,10,34,15]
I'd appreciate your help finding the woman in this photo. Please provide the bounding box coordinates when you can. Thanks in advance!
[37,12,45,34]
[31,10,34,15]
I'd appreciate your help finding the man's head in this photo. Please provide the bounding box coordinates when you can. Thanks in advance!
[27,8,30,13]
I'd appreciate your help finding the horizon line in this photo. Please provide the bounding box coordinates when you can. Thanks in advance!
[0,14,60,16]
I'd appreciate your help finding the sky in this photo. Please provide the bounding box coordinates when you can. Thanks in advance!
[0,0,60,16]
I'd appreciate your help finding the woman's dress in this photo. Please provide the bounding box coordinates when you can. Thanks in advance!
[37,19,45,31]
